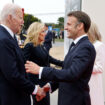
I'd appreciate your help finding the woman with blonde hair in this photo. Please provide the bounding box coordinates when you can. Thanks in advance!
[88,22,105,105]
[24,22,45,46]
[23,22,63,105]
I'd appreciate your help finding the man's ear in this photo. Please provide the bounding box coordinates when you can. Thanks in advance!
[7,14,13,23]
[77,22,84,31]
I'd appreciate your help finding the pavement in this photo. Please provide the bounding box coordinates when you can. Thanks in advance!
[52,41,64,47]
[50,90,58,105]
[50,41,64,105]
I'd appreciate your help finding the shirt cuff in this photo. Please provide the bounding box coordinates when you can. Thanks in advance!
[39,67,43,79]
[32,85,38,95]
[47,83,52,93]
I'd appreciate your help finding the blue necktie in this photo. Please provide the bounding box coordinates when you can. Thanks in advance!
[69,42,75,50]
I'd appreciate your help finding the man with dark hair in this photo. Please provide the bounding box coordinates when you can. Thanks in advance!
[44,24,53,53]
[25,11,96,105]
[67,11,91,33]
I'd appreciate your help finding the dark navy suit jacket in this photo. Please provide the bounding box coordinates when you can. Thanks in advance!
[0,25,35,105]
[23,43,63,105]
[44,30,53,52]
[41,36,96,105]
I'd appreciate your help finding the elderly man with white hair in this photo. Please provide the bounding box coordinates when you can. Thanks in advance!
[0,3,45,105]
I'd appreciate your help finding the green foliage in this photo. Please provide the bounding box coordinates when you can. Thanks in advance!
[55,38,64,42]
[57,17,64,29]
[24,13,41,30]
[45,17,64,30]
[23,14,64,31]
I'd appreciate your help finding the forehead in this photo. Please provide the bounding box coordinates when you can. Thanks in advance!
[15,8,23,16]
[67,16,78,24]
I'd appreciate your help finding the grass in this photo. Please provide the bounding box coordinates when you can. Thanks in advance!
[55,38,64,42]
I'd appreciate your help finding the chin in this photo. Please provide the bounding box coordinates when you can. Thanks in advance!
[67,35,71,38]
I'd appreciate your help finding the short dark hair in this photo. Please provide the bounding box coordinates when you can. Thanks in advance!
[45,23,48,27]
[67,11,91,33]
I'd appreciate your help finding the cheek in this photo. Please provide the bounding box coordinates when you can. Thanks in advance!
[40,36,43,39]
[41,33,45,37]
[68,26,72,31]
[39,35,43,40]
[15,19,21,25]
[43,34,46,38]
[13,22,19,28]
[42,35,45,39]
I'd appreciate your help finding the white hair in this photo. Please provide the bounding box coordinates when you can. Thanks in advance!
[0,3,21,22]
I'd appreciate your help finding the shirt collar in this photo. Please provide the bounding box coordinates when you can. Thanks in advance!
[73,34,87,44]
[1,24,14,38]
[46,30,48,33]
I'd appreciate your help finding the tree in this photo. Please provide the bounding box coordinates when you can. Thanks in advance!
[31,17,64,30]
[47,17,64,29]
[57,17,64,29]
[24,14,41,30]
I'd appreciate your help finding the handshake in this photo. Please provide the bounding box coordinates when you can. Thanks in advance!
[25,61,51,101]
[35,83,50,101]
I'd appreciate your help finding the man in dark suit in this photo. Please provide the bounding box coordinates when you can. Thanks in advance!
[25,11,96,105]
[52,31,56,43]
[44,24,53,53]
[0,3,45,105]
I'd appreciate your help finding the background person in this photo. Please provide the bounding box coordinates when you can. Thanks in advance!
[23,22,63,105]
[43,24,53,53]
[52,30,56,43]
[88,22,105,105]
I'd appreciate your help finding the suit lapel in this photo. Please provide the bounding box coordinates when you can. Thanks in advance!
[0,25,25,63]
[70,36,89,53]
[64,36,89,67]
[76,36,88,46]
[42,45,49,54]
[0,25,17,46]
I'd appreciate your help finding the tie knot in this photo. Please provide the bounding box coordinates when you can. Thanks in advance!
[69,42,75,51]
[71,42,75,47]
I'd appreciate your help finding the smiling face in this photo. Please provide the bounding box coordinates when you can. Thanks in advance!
[65,16,80,40]
[8,8,24,34]
[38,26,46,42]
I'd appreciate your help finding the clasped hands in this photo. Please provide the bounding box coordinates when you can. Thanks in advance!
[36,84,50,101]
[25,61,50,101]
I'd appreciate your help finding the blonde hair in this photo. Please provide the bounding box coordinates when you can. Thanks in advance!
[24,22,45,46]
[88,22,101,43]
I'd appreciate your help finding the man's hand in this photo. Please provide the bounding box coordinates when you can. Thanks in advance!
[36,86,46,101]
[43,83,50,92]
[25,61,40,74]
[36,84,50,101]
